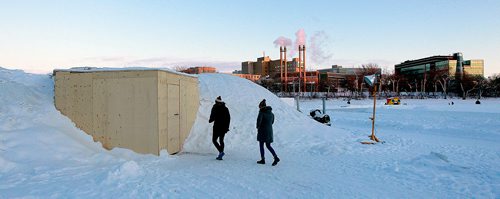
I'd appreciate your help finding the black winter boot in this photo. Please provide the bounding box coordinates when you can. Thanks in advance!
[216,152,224,160]
[257,159,265,164]
[272,157,280,166]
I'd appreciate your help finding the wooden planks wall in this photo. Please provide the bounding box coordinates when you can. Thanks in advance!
[54,70,199,155]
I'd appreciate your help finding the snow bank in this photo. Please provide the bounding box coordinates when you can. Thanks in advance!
[183,73,340,154]
[1,67,498,198]
[0,68,108,169]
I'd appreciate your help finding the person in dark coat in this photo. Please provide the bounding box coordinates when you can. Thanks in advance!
[209,96,230,160]
[256,99,280,166]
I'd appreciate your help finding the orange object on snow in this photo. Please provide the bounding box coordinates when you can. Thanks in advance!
[385,97,401,105]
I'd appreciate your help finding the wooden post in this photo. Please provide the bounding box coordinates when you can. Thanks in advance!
[370,83,380,142]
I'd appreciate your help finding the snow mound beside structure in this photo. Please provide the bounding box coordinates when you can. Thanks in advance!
[0,67,113,175]
[0,68,339,160]
[183,73,338,154]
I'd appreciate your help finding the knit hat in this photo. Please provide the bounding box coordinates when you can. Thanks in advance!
[259,99,266,108]
[215,96,223,103]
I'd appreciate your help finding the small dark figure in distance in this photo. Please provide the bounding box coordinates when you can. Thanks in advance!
[209,96,230,160]
[256,99,280,166]
[476,100,481,104]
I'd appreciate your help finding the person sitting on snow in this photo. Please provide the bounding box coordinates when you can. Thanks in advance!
[209,96,231,160]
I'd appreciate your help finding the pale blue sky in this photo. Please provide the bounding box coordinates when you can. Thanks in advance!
[1,0,499,76]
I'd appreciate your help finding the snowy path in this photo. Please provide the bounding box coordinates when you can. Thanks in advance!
[1,68,499,198]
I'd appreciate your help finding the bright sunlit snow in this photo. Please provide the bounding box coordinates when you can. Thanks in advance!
[0,68,499,198]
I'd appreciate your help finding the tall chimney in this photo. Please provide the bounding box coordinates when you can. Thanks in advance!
[284,46,287,92]
[303,45,306,92]
[280,46,283,91]
[298,45,302,92]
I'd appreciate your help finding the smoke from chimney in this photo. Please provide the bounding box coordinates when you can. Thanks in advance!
[273,29,333,67]
[289,29,306,57]
[273,36,292,47]
[295,29,306,45]
[309,31,333,66]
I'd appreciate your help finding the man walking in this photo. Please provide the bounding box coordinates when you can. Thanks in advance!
[209,96,230,160]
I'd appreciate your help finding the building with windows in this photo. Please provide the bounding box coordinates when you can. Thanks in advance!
[241,56,302,77]
[318,65,381,92]
[232,74,261,82]
[241,55,319,91]
[242,46,321,92]
[395,53,484,80]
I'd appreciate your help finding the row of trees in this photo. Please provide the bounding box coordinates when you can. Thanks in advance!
[171,64,499,99]
[318,63,500,99]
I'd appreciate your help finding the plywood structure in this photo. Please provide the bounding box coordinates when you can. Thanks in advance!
[54,69,199,155]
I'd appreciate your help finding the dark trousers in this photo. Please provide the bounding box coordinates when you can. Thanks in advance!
[259,141,277,159]
[212,132,225,153]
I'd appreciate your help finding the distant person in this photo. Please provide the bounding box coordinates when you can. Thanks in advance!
[256,99,280,166]
[476,100,481,104]
[209,96,230,160]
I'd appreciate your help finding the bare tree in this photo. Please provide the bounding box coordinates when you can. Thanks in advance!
[385,73,401,94]
[459,73,486,100]
[344,75,358,99]
[422,78,427,95]
[434,70,450,99]
[171,65,188,72]
[484,74,500,97]
[360,63,381,76]
[414,80,419,93]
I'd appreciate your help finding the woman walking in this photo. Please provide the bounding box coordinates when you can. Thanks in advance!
[256,99,280,166]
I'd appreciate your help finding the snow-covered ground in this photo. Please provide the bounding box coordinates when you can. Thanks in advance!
[0,67,499,198]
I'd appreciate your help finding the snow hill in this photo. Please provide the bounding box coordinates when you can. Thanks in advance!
[1,67,499,198]
[184,73,344,154]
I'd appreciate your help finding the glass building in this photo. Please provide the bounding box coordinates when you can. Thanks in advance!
[395,53,484,80]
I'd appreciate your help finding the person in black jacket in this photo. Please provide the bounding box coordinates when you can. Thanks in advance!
[256,99,280,166]
[209,96,231,160]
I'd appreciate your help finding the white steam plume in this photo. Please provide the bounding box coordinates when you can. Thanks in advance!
[273,36,292,47]
[289,29,306,57]
[309,31,333,66]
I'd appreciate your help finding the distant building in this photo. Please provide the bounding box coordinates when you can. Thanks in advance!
[232,70,242,74]
[241,57,303,77]
[232,74,261,82]
[242,56,318,92]
[182,66,217,74]
[318,65,381,92]
[395,53,484,80]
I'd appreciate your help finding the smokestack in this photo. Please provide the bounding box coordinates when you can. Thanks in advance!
[284,46,287,92]
[298,45,302,92]
[303,45,306,92]
[280,46,283,91]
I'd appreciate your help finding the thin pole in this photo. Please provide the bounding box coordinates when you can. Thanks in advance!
[280,46,283,92]
[303,45,307,93]
[371,84,380,142]
[322,97,326,115]
[284,47,287,92]
[298,46,302,93]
